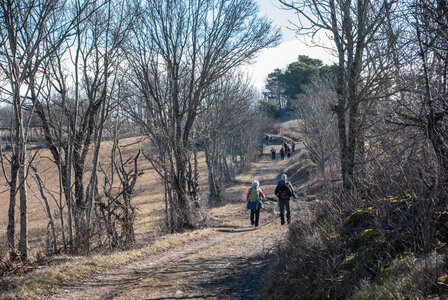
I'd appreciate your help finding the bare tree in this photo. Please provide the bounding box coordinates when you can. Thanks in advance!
[124,0,280,232]
[280,0,400,190]
[403,1,448,184]
[30,165,58,255]
[0,0,82,260]
[27,0,134,253]
[196,74,266,204]
[97,121,141,248]
[295,80,339,174]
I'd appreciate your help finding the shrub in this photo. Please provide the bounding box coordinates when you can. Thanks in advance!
[259,100,280,119]
[263,189,448,299]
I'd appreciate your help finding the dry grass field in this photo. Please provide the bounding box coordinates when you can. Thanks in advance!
[0,136,212,259]
[0,119,306,299]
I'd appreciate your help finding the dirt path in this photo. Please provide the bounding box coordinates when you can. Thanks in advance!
[51,222,286,299]
[51,149,304,299]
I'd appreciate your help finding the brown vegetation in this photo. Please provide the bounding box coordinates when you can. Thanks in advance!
[262,1,448,298]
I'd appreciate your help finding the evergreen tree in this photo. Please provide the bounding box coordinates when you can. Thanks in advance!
[264,55,336,109]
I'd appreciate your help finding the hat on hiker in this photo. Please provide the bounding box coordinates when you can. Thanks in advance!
[252,180,259,187]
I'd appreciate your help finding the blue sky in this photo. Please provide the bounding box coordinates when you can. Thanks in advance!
[245,0,335,91]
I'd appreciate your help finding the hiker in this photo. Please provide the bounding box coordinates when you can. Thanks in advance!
[291,140,295,152]
[280,147,285,160]
[271,146,276,160]
[274,174,296,225]
[265,135,270,146]
[246,180,265,227]
[286,145,292,158]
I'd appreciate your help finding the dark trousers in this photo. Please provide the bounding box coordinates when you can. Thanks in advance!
[250,209,260,226]
[278,199,290,224]
[271,152,276,160]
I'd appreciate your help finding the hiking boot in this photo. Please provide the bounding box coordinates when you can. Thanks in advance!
[280,221,285,225]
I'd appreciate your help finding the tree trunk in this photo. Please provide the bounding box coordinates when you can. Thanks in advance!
[427,119,448,184]
[7,160,18,261]
[18,151,28,259]
[73,145,89,253]
[18,113,28,259]
[33,167,58,254]
[221,155,232,182]
[205,144,219,204]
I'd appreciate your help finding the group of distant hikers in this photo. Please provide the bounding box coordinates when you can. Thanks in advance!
[270,140,295,160]
[246,174,296,227]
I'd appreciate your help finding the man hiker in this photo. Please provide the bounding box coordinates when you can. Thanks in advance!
[271,146,276,160]
[280,147,285,160]
[291,140,295,152]
[274,174,296,225]
[246,180,265,227]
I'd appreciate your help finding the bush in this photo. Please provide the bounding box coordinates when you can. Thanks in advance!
[263,188,448,299]
[259,100,280,119]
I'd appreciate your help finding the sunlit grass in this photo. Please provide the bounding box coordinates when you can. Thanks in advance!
[1,228,217,300]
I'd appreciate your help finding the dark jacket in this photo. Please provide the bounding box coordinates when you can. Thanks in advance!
[274,179,296,201]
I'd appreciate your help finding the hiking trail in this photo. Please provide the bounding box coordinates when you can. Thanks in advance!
[50,145,309,299]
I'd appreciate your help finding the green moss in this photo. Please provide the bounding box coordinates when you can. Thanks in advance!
[383,195,411,204]
[376,266,394,284]
[358,229,379,241]
[434,240,447,253]
[438,274,448,286]
[344,209,375,228]
[341,253,359,271]
[435,206,448,223]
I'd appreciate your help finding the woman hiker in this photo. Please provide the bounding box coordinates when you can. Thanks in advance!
[280,146,285,160]
[246,180,265,227]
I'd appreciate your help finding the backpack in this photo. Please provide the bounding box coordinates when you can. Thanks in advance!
[249,187,260,202]
[279,186,290,199]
